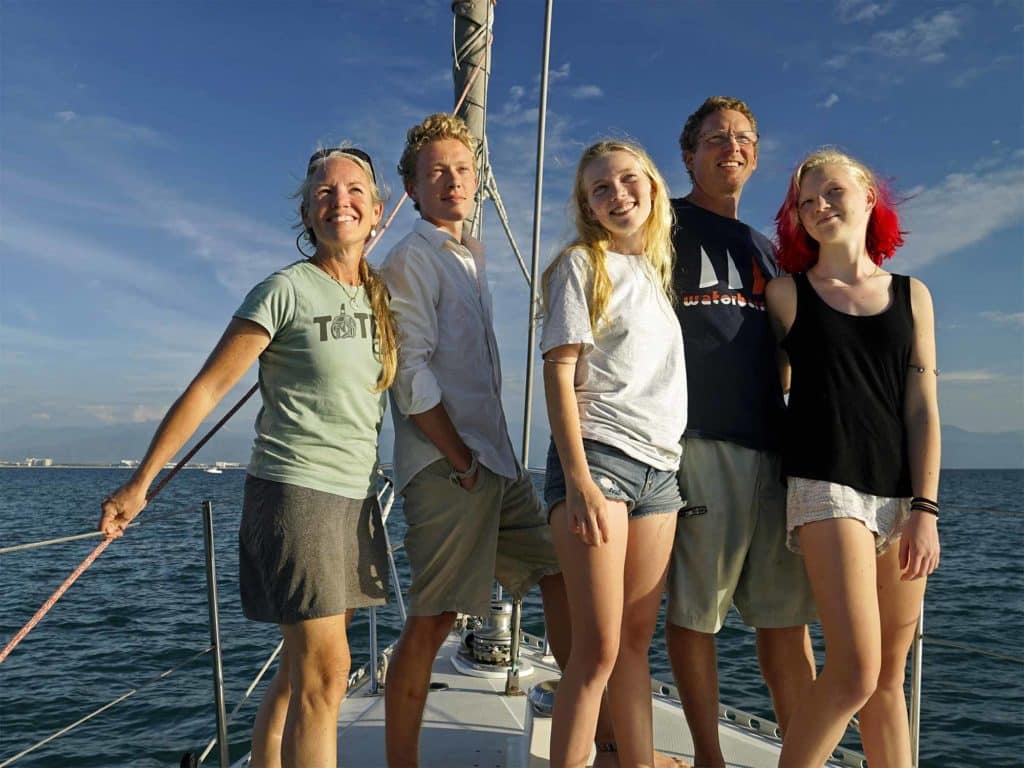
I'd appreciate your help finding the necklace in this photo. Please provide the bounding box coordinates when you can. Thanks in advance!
[336,280,362,304]
[310,258,362,303]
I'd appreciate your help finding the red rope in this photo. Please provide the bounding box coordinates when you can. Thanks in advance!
[0,384,260,665]
[0,537,112,664]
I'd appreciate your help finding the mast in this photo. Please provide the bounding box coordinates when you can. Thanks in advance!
[452,0,493,239]
[451,0,555,468]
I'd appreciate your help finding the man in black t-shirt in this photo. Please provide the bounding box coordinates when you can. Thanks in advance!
[665,96,817,766]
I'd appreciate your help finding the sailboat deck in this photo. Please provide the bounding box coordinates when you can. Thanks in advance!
[332,634,837,768]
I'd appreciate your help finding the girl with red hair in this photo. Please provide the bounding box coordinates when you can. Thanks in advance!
[766,149,941,766]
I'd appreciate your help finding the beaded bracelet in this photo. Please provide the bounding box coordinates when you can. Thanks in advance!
[911,496,939,518]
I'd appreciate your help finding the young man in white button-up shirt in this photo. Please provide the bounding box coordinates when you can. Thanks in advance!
[381,114,570,767]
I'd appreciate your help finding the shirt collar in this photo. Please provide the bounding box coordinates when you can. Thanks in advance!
[413,218,483,259]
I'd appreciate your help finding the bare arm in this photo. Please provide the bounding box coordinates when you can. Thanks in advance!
[98,318,271,535]
[543,345,610,546]
[899,278,941,579]
[765,276,796,395]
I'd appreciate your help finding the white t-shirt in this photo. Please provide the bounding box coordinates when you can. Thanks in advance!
[540,247,687,471]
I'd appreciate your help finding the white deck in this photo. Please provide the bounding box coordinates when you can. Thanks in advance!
[329,634,858,768]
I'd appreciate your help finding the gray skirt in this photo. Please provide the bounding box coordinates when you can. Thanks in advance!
[239,474,389,624]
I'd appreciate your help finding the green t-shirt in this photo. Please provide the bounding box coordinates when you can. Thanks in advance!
[234,260,385,498]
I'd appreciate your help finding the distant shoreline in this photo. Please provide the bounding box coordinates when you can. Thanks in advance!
[0,464,247,470]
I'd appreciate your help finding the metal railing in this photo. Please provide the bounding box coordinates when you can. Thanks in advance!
[2,486,1021,766]
[0,475,402,768]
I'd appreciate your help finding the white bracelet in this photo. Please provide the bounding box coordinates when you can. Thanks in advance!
[449,454,479,485]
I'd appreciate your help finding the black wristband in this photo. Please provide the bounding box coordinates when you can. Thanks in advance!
[911,496,939,517]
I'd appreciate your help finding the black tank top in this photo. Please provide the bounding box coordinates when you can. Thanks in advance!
[781,272,913,497]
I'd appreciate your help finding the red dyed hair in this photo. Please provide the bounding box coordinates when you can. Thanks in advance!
[774,149,905,274]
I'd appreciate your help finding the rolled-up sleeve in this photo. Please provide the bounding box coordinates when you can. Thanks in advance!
[381,246,443,416]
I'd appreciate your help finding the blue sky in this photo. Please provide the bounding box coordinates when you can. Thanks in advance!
[2,0,1022,461]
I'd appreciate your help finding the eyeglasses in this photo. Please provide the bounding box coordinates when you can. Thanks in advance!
[699,130,759,148]
[306,147,377,183]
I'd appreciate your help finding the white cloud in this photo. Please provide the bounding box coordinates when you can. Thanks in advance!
[980,311,1024,328]
[950,54,1017,88]
[896,153,1024,270]
[80,405,118,423]
[51,110,167,146]
[547,62,571,84]
[941,370,1001,384]
[871,9,964,64]
[571,85,604,100]
[820,93,840,108]
[837,0,889,23]
[131,404,168,423]
[826,8,966,70]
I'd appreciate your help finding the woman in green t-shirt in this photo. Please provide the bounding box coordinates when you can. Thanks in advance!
[99,147,396,768]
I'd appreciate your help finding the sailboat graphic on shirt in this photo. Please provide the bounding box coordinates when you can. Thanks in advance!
[699,246,744,290]
[684,244,768,311]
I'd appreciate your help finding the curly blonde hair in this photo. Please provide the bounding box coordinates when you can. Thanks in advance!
[397,113,479,198]
[542,139,675,335]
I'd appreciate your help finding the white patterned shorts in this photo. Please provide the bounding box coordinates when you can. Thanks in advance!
[786,477,911,555]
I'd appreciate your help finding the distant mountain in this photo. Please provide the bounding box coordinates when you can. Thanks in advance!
[0,422,255,464]
[0,422,1019,469]
[941,426,1024,469]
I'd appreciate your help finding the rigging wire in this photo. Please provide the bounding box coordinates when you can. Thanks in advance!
[0,646,213,767]
[1,503,218,555]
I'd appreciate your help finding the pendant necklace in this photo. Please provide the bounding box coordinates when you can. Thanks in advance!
[311,259,362,304]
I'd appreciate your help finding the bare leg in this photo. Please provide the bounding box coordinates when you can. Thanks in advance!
[279,611,354,768]
[593,694,691,768]
[857,538,926,766]
[384,612,456,767]
[665,625,723,767]
[250,643,291,768]
[549,499,629,768]
[779,520,882,767]
[755,625,815,735]
[540,572,571,670]
[603,511,677,768]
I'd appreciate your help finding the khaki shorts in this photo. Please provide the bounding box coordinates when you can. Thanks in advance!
[666,438,816,632]
[401,459,561,617]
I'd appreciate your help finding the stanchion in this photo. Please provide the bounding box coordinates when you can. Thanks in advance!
[202,501,230,768]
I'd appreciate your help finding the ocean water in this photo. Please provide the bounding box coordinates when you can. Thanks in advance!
[0,467,1021,767]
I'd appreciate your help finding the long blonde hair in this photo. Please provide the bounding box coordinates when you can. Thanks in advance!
[297,147,397,392]
[542,139,674,334]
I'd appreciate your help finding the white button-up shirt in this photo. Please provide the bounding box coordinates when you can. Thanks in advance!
[381,219,519,492]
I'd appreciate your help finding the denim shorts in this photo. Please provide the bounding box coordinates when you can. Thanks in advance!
[544,438,682,520]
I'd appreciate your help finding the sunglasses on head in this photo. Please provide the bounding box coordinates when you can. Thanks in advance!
[306,147,376,183]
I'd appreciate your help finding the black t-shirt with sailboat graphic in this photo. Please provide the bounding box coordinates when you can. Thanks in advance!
[671,198,785,451]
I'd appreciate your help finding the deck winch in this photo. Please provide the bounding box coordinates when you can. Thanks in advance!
[452,599,534,679]
[471,600,514,665]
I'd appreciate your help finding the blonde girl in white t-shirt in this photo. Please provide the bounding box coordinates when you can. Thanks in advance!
[541,139,687,768]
